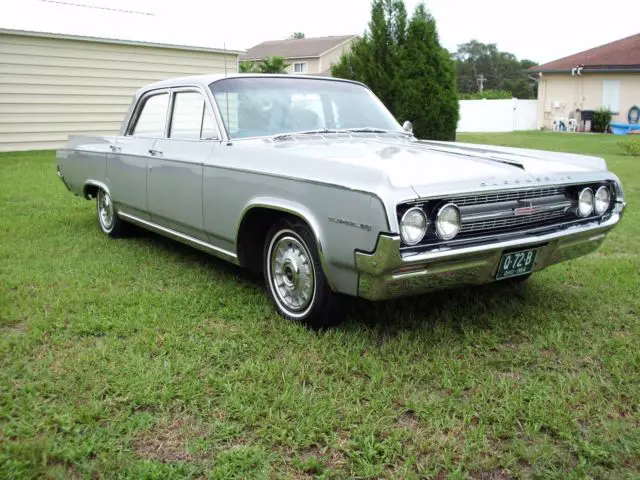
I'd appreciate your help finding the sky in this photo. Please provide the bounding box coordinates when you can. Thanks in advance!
[1,0,639,63]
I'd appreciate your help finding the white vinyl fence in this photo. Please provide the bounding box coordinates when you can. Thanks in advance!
[457,99,538,133]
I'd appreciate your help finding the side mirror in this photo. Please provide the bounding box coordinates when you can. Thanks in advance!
[402,120,413,134]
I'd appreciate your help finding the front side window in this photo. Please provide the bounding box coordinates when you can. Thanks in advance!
[131,93,169,137]
[170,91,218,140]
[293,62,307,73]
[210,77,402,139]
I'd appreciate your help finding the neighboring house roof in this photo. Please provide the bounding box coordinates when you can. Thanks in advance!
[0,0,244,53]
[529,32,640,73]
[0,28,244,55]
[242,35,356,60]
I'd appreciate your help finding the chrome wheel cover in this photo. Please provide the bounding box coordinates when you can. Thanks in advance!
[268,232,316,317]
[98,190,114,231]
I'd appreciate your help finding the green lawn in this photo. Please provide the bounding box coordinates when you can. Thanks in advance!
[1,132,638,479]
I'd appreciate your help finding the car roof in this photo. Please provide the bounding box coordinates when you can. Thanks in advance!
[137,73,364,95]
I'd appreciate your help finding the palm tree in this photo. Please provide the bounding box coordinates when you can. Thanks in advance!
[239,60,259,73]
[258,56,290,74]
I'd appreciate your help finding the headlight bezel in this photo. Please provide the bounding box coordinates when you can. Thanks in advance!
[594,185,611,215]
[435,203,461,240]
[400,206,428,245]
[577,187,595,218]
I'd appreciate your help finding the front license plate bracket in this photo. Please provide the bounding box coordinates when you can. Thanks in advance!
[496,248,538,280]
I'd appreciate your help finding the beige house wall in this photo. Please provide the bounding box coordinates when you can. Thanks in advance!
[280,38,355,75]
[0,31,238,152]
[536,72,640,129]
[284,57,321,74]
[319,38,356,74]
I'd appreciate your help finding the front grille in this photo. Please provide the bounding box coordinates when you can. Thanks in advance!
[397,182,615,250]
[450,187,565,206]
[461,208,567,234]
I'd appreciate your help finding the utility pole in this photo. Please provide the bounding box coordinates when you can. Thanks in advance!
[476,73,486,94]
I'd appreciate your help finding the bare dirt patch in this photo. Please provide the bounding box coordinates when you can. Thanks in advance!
[132,417,205,463]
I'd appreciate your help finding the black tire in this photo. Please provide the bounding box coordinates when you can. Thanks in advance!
[263,219,343,329]
[96,188,128,238]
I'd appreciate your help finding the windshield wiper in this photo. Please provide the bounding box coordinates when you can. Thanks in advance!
[272,128,342,140]
[341,127,413,136]
[272,127,412,141]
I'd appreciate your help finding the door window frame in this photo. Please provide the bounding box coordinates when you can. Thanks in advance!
[166,87,221,142]
[125,89,171,139]
[125,85,223,142]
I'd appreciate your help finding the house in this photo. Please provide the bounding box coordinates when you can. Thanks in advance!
[529,33,640,130]
[0,29,243,152]
[242,35,357,76]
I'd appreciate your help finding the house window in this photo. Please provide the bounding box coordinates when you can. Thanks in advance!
[293,62,308,73]
[602,80,620,113]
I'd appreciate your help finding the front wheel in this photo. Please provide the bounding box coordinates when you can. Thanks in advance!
[96,188,128,238]
[263,220,342,329]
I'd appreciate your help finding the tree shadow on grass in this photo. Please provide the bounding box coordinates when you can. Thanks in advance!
[340,277,583,345]
[119,224,580,341]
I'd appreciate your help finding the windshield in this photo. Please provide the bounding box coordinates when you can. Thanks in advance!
[209,77,403,139]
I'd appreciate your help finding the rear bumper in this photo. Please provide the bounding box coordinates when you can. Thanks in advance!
[56,165,72,192]
[355,211,623,301]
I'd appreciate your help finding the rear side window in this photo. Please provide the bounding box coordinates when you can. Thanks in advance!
[170,91,218,140]
[131,93,169,137]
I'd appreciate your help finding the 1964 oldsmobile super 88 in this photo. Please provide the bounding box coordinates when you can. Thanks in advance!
[57,74,626,328]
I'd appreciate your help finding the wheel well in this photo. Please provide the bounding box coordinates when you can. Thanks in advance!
[237,208,308,273]
[83,184,99,200]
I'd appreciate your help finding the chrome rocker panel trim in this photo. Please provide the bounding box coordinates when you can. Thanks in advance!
[355,212,622,301]
[118,212,240,265]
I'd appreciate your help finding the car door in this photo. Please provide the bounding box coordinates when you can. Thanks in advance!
[146,88,220,241]
[108,90,170,220]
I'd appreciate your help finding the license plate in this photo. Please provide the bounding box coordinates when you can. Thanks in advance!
[496,248,538,280]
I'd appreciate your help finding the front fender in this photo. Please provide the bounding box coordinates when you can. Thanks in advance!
[237,196,332,284]
[237,191,389,296]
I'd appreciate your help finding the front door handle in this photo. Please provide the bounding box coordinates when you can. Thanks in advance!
[110,145,121,153]
[148,149,163,157]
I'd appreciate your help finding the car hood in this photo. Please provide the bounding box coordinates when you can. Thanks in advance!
[270,135,608,197]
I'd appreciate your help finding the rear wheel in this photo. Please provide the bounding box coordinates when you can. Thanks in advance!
[264,220,342,329]
[96,188,128,238]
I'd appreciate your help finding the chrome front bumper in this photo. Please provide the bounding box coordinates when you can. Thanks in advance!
[355,212,623,301]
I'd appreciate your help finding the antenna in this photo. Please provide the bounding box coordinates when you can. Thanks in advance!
[224,42,228,77]
[223,41,231,144]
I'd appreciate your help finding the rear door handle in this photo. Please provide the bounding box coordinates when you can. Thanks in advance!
[148,149,163,157]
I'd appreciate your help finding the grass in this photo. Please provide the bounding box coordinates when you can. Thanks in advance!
[1,132,638,479]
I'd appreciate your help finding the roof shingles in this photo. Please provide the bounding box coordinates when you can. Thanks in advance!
[530,32,640,72]
[242,35,356,60]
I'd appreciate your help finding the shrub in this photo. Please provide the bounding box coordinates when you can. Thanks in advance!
[459,90,512,100]
[592,108,612,133]
[618,139,640,156]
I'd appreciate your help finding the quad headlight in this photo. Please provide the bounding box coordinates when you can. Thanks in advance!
[577,188,594,217]
[400,207,428,245]
[594,186,611,215]
[435,203,461,240]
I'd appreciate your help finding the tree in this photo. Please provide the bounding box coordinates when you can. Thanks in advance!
[394,4,458,140]
[290,32,305,39]
[331,0,458,140]
[239,60,259,73]
[258,56,290,74]
[453,40,538,98]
